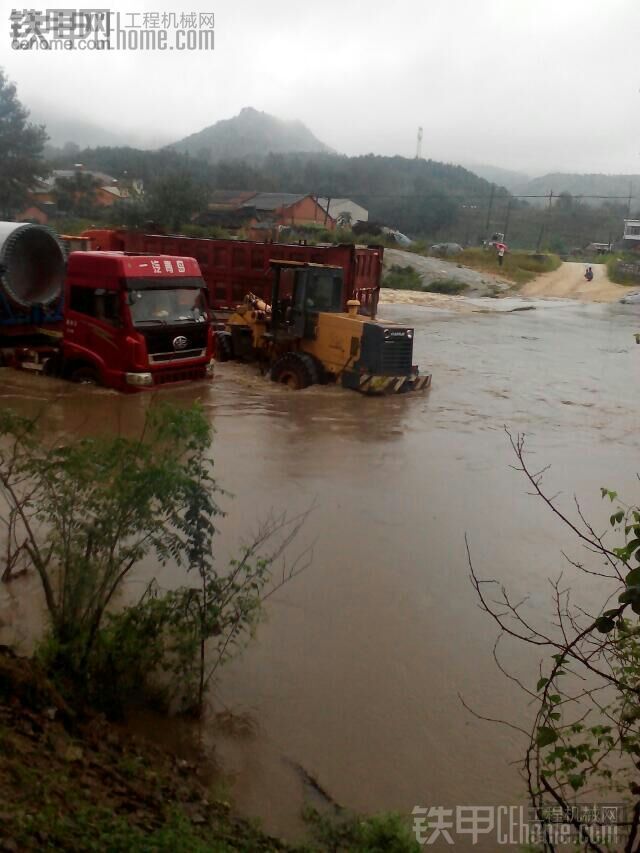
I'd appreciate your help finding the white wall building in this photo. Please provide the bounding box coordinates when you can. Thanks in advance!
[317,197,368,227]
[623,219,640,245]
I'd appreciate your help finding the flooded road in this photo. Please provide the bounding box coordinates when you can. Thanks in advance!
[2,296,640,847]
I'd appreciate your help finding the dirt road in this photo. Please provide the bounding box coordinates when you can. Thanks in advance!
[520,261,627,302]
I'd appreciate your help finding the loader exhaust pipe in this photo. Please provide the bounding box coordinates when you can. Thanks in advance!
[0,222,67,308]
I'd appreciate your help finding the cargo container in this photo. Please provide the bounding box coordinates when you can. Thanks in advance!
[81,229,383,316]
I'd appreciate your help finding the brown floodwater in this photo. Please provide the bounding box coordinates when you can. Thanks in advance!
[1,296,639,849]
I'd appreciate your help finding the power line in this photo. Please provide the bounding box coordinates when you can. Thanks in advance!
[317,192,640,201]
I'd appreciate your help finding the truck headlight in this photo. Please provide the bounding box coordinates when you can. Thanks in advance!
[125,372,153,387]
[406,329,414,339]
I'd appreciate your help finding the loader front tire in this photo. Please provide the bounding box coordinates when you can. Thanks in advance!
[271,352,318,390]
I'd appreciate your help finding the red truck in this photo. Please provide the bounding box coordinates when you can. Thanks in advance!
[0,223,214,392]
[81,229,384,317]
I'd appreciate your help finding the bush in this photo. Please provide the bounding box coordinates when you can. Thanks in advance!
[0,404,308,717]
[382,264,423,290]
[304,807,420,852]
[422,278,468,295]
[469,434,640,847]
[607,255,640,285]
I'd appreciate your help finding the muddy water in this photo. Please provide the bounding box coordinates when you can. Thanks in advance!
[2,297,640,847]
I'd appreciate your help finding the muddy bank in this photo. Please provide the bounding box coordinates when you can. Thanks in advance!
[0,648,293,852]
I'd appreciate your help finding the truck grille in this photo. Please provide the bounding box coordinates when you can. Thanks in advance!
[380,338,413,373]
[142,325,208,356]
[149,348,206,364]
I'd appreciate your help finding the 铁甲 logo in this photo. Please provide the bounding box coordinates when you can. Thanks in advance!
[172,335,189,351]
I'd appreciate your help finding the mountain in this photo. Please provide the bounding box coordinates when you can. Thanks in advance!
[522,172,640,207]
[463,163,531,194]
[30,107,173,151]
[168,107,332,163]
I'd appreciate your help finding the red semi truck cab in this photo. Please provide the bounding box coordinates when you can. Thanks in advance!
[62,251,214,391]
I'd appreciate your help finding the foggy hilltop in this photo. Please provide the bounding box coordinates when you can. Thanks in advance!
[169,106,332,162]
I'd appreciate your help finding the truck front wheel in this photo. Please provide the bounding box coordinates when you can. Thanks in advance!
[215,331,234,362]
[69,364,101,385]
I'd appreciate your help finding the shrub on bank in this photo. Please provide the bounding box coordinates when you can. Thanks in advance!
[422,278,468,295]
[382,264,423,290]
[606,255,640,285]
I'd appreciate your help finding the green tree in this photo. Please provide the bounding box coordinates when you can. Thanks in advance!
[147,173,208,231]
[469,432,640,851]
[0,68,48,218]
[52,170,101,217]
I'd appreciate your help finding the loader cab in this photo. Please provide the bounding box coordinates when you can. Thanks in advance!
[271,261,343,339]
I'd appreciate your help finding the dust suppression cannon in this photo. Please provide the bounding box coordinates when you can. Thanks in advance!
[0,222,67,309]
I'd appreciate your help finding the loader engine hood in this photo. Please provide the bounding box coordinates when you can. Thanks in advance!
[355,322,415,376]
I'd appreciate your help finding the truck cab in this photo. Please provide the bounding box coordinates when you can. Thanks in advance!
[62,252,213,391]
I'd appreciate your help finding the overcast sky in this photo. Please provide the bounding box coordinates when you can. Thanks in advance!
[2,0,639,175]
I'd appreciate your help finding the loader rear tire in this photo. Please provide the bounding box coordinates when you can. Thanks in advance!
[215,331,233,362]
[271,352,319,390]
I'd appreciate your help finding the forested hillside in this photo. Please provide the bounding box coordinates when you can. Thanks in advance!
[47,144,632,250]
[49,145,506,237]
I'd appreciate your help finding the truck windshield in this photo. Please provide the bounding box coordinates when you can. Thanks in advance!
[128,286,208,326]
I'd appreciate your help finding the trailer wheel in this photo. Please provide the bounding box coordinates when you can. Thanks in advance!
[69,364,100,385]
[214,331,234,362]
[271,352,319,390]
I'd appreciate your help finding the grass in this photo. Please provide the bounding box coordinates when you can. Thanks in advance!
[14,804,236,853]
[452,248,562,285]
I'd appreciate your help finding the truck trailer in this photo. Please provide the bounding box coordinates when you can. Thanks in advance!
[0,222,214,392]
[80,228,383,317]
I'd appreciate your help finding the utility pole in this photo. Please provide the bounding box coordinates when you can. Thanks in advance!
[415,127,423,160]
[536,190,553,252]
[484,185,495,236]
[503,198,512,242]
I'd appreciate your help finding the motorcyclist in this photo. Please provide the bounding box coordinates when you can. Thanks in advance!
[585,266,594,282]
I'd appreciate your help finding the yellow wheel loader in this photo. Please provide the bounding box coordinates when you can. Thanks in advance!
[215,260,431,394]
